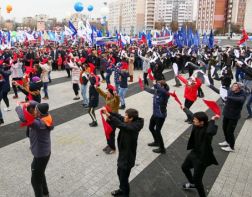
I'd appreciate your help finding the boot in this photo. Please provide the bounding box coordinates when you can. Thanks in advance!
[128,75,133,82]
[153,148,166,154]
[89,121,98,127]
[0,118,4,125]
[119,105,126,110]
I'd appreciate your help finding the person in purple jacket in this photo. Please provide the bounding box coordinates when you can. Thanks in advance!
[16,102,54,197]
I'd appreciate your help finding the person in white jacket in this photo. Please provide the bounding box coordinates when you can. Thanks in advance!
[138,49,151,86]
[11,59,23,99]
[39,59,51,100]
[69,58,81,100]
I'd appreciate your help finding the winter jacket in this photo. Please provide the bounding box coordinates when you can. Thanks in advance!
[112,63,121,84]
[119,71,130,88]
[144,84,170,118]
[57,56,63,66]
[178,75,202,102]
[39,63,51,83]
[80,71,89,85]
[0,69,11,93]
[187,118,218,166]
[69,61,81,84]
[109,112,144,169]
[241,65,252,79]
[96,87,120,113]
[89,76,99,108]
[139,55,150,73]
[153,63,165,80]
[11,62,24,79]
[16,106,54,158]
[223,89,246,119]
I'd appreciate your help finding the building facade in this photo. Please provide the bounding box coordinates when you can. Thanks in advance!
[108,0,122,33]
[197,0,228,33]
[244,0,252,32]
[154,0,194,27]
[231,0,247,29]
[108,0,146,35]
[145,0,155,31]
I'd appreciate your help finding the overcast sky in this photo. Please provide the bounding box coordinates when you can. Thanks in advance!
[0,0,109,22]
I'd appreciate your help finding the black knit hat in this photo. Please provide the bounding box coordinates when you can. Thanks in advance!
[36,103,49,116]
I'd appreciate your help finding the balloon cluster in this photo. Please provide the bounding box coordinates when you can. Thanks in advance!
[74,2,94,13]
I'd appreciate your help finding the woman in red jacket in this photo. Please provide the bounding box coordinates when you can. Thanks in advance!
[177,75,202,122]
[57,54,63,70]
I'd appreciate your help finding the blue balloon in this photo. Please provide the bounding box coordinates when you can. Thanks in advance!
[87,5,94,12]
[74,2,84,12]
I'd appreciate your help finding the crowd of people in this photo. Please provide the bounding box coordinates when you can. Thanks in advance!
[0,41,252,197]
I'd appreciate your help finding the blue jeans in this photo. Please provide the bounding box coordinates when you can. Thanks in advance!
[115,83,120,94]
[247,94,252,116]
[81,84,88,105]
[43,82,49,97]
[106,73,111,85]
[119,87,128,106]
[235,69,245,82]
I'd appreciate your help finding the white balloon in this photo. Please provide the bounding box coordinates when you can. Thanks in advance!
[100,7,109,16]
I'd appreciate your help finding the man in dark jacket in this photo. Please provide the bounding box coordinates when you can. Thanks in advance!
[16,102,54,197]
[0,65,11,111]
[181,110,219,197]
[144,80,170,154]
[237,62,252,119]
[219,82,246,152]
[104,108,144,197]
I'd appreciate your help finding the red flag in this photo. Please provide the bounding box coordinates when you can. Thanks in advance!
[100,110,113,140]
[88,63,96,74]
[138,77,144,90]
[168,91,182,106]
[147,68,155,81]
[203,99,221,116]
[238,29,249,45]
[24,66,35,75]
[20,105,35,127]
[16,79,23,86]
[28,59,34,67]
[141,34,147,44]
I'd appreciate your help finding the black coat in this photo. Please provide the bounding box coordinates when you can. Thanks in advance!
[241,65,252,79]
[89,77,99,108]
[187,120,218,166]
[223,90,246,119]
[109,113,144,169]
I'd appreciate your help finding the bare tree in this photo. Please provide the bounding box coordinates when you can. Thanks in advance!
[170,21,179,32]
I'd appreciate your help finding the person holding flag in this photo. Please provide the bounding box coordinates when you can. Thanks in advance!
[102,108,144,197]
[180,107,219,197]
[96,84,120,154]
[15,102,54,197]
[177,74,202,123]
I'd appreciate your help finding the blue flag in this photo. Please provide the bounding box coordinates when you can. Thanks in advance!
[194,31,200,47]
[48,31,56,41]
[202,32,208,46]
[208,30,214,48]
[69,21,77,36]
